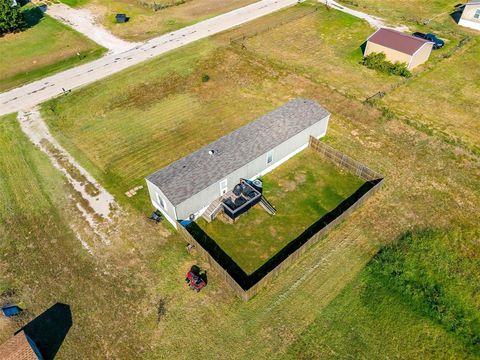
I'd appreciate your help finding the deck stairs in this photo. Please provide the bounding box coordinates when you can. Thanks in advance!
[202,197,225,222]
[259,196,276,215]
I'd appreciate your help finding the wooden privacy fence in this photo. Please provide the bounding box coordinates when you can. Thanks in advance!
[309,136,383,181]
[178,138,384,301]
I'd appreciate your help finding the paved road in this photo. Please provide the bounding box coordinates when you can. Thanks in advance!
[46,3,137,53]
[0,0,298,116]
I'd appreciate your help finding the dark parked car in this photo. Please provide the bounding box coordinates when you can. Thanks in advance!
[412,32,445,49]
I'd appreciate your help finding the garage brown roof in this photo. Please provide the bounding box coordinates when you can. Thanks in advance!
[367,28,431,55]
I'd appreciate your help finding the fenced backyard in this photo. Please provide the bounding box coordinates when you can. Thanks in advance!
[178,137,384,301]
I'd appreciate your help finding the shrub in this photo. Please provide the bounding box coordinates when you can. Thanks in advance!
[139,0,192,12]
[0,0,24,35]
[201,74,210,82]
[390,62,412,78]
[362,52,412,78]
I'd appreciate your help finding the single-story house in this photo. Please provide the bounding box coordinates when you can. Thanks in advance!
[146,98,330,228]
[0,330,43,360]
[459,1,480,30]
[364,28,434,69]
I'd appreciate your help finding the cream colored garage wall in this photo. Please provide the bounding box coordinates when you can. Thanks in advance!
[364,42,412,67]
[409,43,433,69]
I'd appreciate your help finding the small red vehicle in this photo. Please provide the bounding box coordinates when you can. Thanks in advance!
[185,266,207,292]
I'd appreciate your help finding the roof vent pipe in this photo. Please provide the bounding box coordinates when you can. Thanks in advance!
[209,150,215,156]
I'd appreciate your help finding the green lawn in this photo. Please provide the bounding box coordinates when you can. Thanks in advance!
[197,149,365,274]
[0,114,172,358]
[244,2,400,100]
[0,7,105,92]
[278,1,480,154]
[60,0,90,7]
[4,93,479,359]
[382,37,480,154]
[17,3,480,358]
[284,269,475,359]
[285,228,480,359]
[332,0,480,155]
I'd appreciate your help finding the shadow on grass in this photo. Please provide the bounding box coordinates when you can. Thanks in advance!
[449,8,463,24]
[22,6,45,29]
[360,40,367,55]
[17,303,72,360]
[187,179,382,291]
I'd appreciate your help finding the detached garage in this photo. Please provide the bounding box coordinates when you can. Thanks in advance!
[364,28,433,69]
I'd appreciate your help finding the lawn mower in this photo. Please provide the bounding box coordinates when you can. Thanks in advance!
[185,266,207,293]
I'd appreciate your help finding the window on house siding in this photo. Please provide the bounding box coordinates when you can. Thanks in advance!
[156,193,166,210]
[475,9,480,19]
[266,150,274,165]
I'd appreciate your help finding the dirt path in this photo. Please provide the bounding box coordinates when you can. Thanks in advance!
[43,3,137,53]
[17,108,119,247]
[320,0,409,31]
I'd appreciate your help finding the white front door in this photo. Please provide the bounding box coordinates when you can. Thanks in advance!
[219,179,228,195]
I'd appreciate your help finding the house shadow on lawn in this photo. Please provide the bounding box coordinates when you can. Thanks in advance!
[17,303,72,360]
[450,4,464,24]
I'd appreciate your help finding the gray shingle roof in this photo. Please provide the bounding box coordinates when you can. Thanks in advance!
[147,98,330,206]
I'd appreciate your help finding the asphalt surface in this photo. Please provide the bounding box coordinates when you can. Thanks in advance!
[0,0,298,116]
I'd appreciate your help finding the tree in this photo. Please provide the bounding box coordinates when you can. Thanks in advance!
[0,0,24,35]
